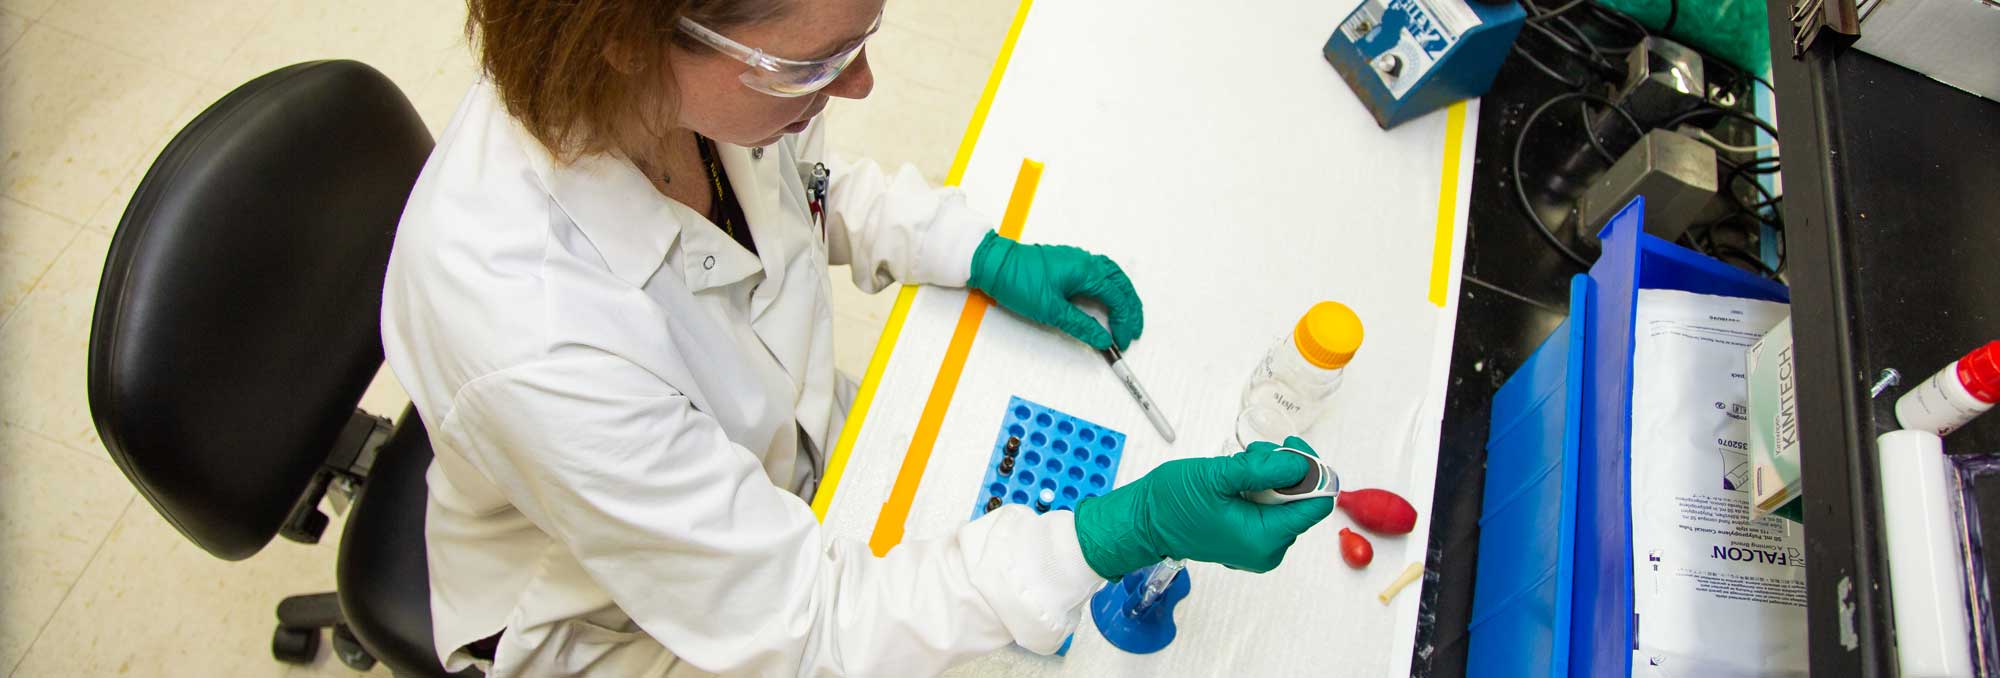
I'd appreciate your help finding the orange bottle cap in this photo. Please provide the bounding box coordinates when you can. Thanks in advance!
[1293,301,1364,370]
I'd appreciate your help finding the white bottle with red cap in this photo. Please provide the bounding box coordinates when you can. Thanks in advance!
[1895,340,2000,436]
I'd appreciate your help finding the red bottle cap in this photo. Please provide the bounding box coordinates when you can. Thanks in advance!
[1956,341,2000,404]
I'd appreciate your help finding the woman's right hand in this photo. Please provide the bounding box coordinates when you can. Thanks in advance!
[1072,437,1335,579]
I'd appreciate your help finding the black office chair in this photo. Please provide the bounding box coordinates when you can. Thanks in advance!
[87,60,475,678]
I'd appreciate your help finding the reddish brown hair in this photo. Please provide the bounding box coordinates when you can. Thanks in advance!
[465,0,788,161]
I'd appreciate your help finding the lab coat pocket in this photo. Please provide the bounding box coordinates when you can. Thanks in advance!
[538,616,678,677]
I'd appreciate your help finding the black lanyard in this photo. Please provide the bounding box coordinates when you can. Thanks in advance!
[697,136,756,255]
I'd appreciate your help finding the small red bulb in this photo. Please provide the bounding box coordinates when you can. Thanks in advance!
[1340,528,1374,568]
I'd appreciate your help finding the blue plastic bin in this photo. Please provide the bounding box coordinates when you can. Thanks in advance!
[1468,197,1789,677]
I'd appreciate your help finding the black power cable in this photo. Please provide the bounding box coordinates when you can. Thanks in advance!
[1662,104,1779,140]
[1552,16,1631,80]
[1579,102,1619,162]
[1690,215,1783,278]
[1524,0,1592,23]
[1548,14,1611,65]
[1512,92,1646,269]
[1719,157,1784,224]
[1504,1,1788,275]
[1522,19,1604,67]
[1748,72,1775,94]
[1696,154,1786,279]
[1584,1,1650,50]
[1512,44,1586,88]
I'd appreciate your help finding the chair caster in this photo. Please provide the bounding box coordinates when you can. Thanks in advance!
[272,625,320,664]
[332,624,378,671]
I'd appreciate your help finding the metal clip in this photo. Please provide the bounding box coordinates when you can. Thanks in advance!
[807,162,830,237]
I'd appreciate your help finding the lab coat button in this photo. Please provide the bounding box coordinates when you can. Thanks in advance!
[751,147,764,160]
[703,255,716,270]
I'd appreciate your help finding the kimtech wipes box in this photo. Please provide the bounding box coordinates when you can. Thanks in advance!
[1748,317,1804,523]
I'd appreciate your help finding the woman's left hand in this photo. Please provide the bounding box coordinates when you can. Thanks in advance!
[966,231,1144,351]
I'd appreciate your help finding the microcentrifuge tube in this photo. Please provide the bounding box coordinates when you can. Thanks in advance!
[1132,559,1186,614]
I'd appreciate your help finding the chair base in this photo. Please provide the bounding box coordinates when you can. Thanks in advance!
[273,591,378,671]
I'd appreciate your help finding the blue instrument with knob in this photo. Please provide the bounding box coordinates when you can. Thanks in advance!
[1323,0,1526,129]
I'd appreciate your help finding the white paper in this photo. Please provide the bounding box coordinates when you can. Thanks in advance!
[1628,289,1806,677]
[1410,0,1482,38]
[1855,0,2000,104]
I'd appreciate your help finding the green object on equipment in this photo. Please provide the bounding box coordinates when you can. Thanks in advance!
[1072,436,1336,579]
[967,231,1144,351]
[1598,0,1771,76]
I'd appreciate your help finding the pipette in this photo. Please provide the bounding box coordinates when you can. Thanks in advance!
[1102,345,1176,443]
[1242,445,1341,505]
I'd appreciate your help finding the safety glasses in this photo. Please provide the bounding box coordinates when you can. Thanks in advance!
[677,14,882,98]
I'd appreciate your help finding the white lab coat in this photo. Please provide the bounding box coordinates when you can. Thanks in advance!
[380,84,1106,678]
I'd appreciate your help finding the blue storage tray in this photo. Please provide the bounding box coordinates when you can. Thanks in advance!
[1469,275,1588,678]
[971,396,1125,520]
[1469,197,1789,677]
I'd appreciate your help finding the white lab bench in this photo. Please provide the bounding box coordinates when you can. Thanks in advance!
[815,0,1479,674]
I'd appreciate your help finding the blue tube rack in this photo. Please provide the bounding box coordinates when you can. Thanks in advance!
[971,396,1125,520]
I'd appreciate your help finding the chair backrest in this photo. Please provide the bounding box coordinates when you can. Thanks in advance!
[88,61,433,561]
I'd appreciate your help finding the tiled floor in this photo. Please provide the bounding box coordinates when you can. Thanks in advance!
[0,2,1013,676]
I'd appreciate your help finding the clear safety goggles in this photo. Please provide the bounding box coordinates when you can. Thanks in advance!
[677,14,881,98]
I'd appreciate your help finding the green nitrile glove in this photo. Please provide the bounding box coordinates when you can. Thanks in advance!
[966,231,1144,351]
[1072,436,1336,579]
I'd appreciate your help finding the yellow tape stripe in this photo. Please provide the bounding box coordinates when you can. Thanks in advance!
[812,0,1036,522]
[1427,101,1469,308]
[869,159,1043,556]
[946,0,1035,187]
[810,285,915,519]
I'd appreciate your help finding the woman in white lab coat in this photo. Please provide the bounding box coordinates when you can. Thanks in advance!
[380,0,1337,675]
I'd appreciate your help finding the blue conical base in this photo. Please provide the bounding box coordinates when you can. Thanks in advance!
[1089,565,1191,654]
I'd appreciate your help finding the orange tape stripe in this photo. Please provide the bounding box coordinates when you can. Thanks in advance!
[868,159,1043,556]
[810,285,915,520]
[989,160,1041,242]
[1427,101,1469,307]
